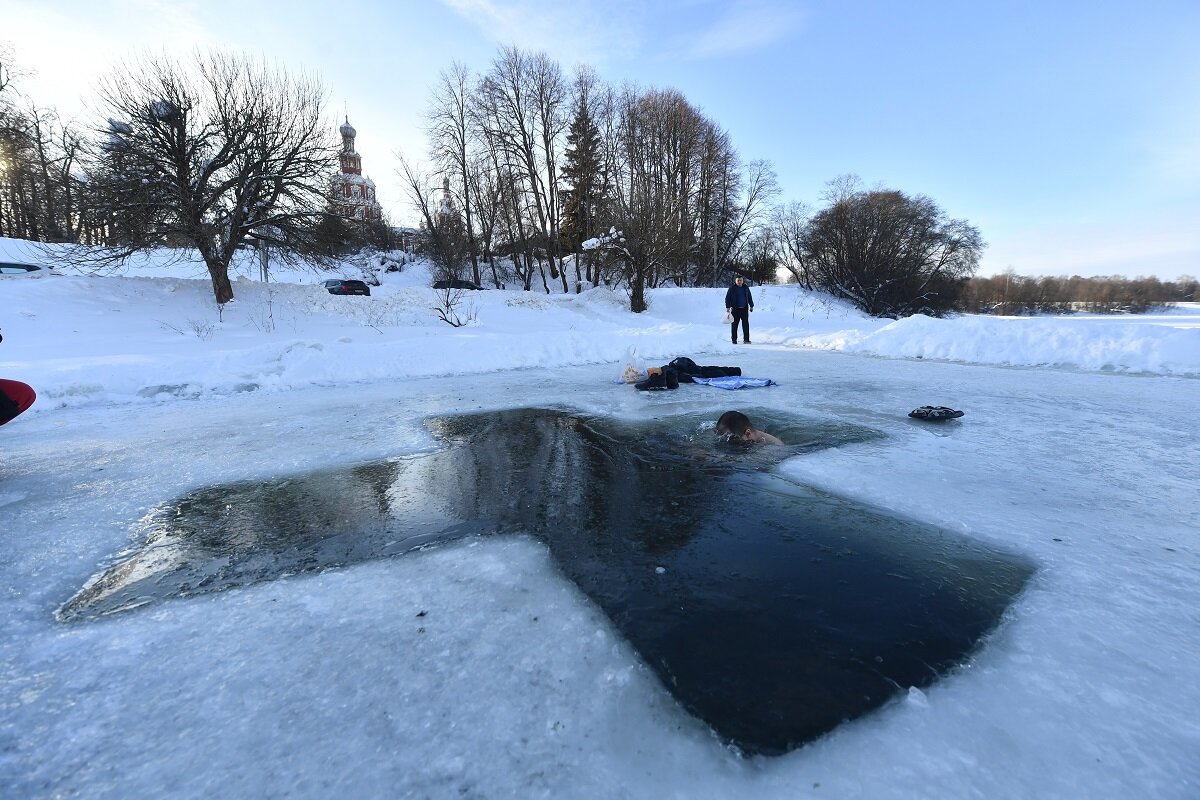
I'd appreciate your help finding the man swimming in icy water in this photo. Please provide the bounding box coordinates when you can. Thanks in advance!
[716,411,784,445]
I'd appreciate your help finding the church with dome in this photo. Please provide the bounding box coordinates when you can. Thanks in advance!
[332,117,383,222]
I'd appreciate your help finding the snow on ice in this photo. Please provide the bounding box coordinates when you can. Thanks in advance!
[1,237,1198,798]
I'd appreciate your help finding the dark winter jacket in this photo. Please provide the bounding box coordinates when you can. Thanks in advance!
[725,282,753,310]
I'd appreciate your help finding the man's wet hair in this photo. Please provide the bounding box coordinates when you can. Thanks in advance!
[716,410,751,437]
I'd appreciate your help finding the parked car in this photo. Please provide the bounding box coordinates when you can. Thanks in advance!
[322,279,371,296]
[0,262,58,277]
[432,279,484,290]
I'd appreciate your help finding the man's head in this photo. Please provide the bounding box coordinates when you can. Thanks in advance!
[716,410,752,438]
[734,276,744,285]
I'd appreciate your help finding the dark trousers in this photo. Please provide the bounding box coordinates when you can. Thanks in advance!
[730,307,750,343]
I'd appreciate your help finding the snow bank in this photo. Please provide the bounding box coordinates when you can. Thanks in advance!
[3,237,1197,416]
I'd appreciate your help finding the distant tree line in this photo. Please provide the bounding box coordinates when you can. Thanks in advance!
[402,46,992,315]
[0,44,98,244]
[14,41,1181,318]
[959,272,1196,315]
[401,48,781,311]
[0,40,991,314]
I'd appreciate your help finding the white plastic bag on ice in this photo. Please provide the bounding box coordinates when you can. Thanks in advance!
[613,346,647,384]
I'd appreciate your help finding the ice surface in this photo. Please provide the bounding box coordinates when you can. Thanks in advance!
[55,408,1033,756]
[3,356,1197,797]
[1,240,1198,797]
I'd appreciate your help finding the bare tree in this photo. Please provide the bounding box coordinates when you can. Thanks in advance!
[529,51,569,291]
[609,86,723,306]
[0,97,35,239]
[85,52,338,304]
[801,175,984,317]
[465,153,505,287]
[737,225,780,285]
[22,104,84,242]
[407,43,773,303]
[425,61,481,284]
[708,158,779,282]
[693,123,735,286]
[475,46,568,293]
[395,151,471,283]
[770,201,814,288]
[590,82,623,288]
[0,48,85,242]
[473,53,534,290]
[0,45,13,96]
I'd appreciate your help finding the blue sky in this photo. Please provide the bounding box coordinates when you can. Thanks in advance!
[5,0,1198,279]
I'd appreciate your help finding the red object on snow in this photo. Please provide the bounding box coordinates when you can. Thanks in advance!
[0,379,36,425]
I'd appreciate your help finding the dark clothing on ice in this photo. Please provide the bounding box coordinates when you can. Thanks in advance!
[666,356,741,381]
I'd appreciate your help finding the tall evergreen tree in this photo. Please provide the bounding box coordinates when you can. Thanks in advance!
[558,97,604,283]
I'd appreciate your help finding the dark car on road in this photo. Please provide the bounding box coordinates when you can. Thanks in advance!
[322,279,371,296]
[432,279,484,290]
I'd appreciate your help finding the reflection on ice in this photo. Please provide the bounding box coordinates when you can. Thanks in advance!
[58,458,476,620]
[59,408,1034,755]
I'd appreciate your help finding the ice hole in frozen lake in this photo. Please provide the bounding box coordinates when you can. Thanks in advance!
[60,407,1034,756]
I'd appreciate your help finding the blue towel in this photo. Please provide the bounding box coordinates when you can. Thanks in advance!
[691,376,777,390]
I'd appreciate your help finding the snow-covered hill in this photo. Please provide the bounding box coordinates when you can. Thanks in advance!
[2,239,1196,415]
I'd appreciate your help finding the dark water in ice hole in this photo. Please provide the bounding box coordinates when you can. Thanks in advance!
[60,408,1034,756]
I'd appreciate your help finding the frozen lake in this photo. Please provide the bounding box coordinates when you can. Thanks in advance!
[2,346,1198,798]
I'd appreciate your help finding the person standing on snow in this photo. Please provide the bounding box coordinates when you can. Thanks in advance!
[725,275,754,344]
